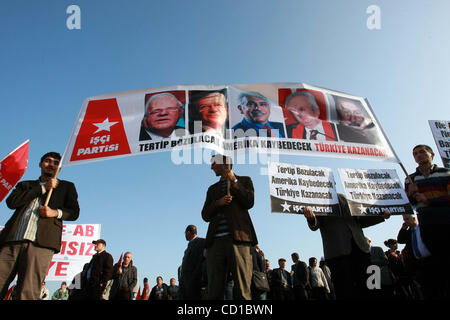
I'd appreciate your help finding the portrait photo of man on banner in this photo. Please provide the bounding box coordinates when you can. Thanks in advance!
[139,91,187,141]
[279,88,337,141]
[332,95,382,145]
[187,89,229,137]
[230,89,286,138]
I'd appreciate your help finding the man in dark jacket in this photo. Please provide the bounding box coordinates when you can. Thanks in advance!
[304,194,390,300]
[86,239,114,300]
[149,276,169,300]
[202,154,258,300]
[110,251,137,300]
[405,144,450,298]
[397,214,433,299]
[271,258,293,300]
[250,245,268,300]
[291,252,310,300]
[0,152,80,300]
[179,225,206,300]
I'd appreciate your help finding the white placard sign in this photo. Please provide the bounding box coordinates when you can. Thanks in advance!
[338,168,413,216]
[268,162,339,216]
[46,224,101,281]
[428,120,450,168]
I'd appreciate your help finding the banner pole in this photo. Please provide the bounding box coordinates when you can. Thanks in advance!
[44,167,61,206]
[227,162,231,196]
[363,98,415,186]
[44,152,65,207]
[398,162,414,185]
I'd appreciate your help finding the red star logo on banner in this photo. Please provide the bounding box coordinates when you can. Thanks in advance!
[70,99,131,162]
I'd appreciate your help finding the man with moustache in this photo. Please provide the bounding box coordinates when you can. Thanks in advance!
[232,91,285,138]
[0,152,80,300]
[188,90,228,135]
[139,92,186,140]
[285,90,337,141]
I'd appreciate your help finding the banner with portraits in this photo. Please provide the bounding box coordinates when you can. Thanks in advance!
[268,162,339,216]
[61,83,398,166]
[428,120,450,168]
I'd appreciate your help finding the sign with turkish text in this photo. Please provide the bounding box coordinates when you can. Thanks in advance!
[429,120,450,168]
[337,168,413,216]
[46,224,101,282]
[268,162,339,216]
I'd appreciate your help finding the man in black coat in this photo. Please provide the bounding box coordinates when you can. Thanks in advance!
[270,258,293,300]
[0,152,80,300]
[109,252,138,300]
[179,225,206,300]
[304,194,390,300]
[149,276,169,300]
[291,252,310,300]
[397,214,434,299]
[202,154,258,300]
[86,239,114,300]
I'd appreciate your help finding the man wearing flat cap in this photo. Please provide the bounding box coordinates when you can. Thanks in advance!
[85,239,113,300]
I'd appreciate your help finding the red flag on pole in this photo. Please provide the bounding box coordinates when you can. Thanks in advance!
[0,140,29,202]
[136,287,141,300]
[115,253,123,266]
[4,284,15,300]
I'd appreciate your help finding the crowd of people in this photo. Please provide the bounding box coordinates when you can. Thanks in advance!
[0,143,449,300]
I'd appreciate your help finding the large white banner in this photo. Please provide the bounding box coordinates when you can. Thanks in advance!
[268,162,339,216]
[61,82,398,166]
[337,168,413,216]
[46,224,101,282]
[429,120,450,168]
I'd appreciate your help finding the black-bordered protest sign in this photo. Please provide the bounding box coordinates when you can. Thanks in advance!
[337,168,413,216]
[429,120,450,168]
[268,162,339,216]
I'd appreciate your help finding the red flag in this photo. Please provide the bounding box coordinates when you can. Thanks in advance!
[115,253,123,266]
[4,284,15,300]
[136,287,141,300]
[70,99,131,162]
[0,140,29,202]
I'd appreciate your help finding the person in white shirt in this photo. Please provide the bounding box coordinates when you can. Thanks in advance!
[308,257,330,300]
[40,282,49,300]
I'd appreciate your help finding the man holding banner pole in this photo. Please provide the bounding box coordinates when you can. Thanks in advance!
[202,154,258,300]
[0,152,80,300]
[303,193,390,300]
[405,144,450,298]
